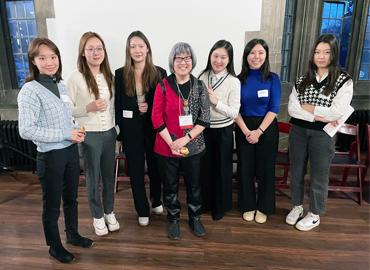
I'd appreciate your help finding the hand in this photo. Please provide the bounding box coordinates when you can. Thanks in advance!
[169,136,190,152]
[86,99,107,113]
[71,129,85,143]
[208,87,218,105]
[314,115,329,123]
[246,129,262,144]
[138,102,148,113]
[330,120,339,127]
[301,104,315,113]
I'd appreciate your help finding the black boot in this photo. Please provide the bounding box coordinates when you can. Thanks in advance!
[167,221,180,240]
[189,217,205,237]
[66,232,94,248]
[49,244,75,263]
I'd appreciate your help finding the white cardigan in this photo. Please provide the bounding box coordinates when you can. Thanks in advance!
[67,70,115,132]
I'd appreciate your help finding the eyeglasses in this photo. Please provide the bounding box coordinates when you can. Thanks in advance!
[174,56,192,64]
[85,47,104,54]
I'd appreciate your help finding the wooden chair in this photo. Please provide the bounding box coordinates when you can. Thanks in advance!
[114,144,129,193]
[329,124,366,205]
[275,121,292,188]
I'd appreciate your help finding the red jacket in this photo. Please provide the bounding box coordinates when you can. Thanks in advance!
[151,75,210,157]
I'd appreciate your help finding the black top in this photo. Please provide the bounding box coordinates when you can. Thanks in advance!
[114,66,167,146]
[37,74,59,98]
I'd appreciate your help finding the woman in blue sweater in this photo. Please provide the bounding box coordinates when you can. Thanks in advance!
[235,39,281,224]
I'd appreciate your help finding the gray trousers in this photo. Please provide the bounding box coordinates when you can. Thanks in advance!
[81,127,117,218]
[289,125,335,215]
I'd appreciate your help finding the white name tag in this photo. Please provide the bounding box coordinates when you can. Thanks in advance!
[179,115,193,129]
[257,89,269,98]
[122,110,133,118]
[60,94,72,104]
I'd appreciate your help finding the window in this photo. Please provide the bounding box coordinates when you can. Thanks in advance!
[320,1,354,68]
[280,0,296,82]
[5,0,37,87]
[359,5,370,80]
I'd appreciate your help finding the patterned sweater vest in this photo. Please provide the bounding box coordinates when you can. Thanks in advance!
[290,71,351,130]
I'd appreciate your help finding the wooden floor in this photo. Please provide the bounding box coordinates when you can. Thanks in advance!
[0,171,369,270]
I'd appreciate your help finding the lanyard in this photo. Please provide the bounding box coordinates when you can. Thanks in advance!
[175,78,193,115]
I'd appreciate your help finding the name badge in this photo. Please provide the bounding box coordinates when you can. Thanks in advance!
[257,89,269,98]
[179,115,193,129]
[122,110,133,118]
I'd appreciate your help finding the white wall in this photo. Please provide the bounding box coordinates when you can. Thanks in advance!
[48,0,262,80]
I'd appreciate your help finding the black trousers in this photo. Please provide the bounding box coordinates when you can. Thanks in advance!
[37,144,80,247]
[124,131,161,217]
[157,153,203,223]
[201,124,234,216]
[235,117,278,215]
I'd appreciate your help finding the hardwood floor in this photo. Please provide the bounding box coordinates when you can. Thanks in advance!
[0,171,369,270]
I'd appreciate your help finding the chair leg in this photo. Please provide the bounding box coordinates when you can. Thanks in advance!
[114,158,120,193]
[357,168,362,205]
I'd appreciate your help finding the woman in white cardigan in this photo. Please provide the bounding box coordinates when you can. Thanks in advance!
[67,32,119,236]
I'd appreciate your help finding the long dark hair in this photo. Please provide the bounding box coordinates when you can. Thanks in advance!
[26,38,62,83]
[298,34,340,96]
[123,31,160,97]
[77,32,114,100]
[237,38,270,84]
[199,39,236,78]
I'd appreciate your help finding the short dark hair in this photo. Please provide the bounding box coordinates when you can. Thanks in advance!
[238,38,270,84]
[26,38,62,83]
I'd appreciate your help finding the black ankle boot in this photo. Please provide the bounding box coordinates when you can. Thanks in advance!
[66,232,94,248]
[49,244,75,263]
[189,217,206,237]
[167,221,180,240]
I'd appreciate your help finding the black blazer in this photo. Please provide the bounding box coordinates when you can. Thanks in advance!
[114,66,167,149]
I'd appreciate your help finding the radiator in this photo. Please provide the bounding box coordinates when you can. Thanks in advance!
[0,120,36,170]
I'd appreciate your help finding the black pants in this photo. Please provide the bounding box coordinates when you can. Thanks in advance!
[201,124,234,216]
[124,132,161,217]
[157,153,203,223]
[37,144,80,247]
[235,117,278,215]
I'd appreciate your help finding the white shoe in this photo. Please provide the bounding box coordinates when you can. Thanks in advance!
[286,205,304,225]
[104,212,120,232]
[255,210,267,224]
[242,210,255,222]
[138,217,149,226]
[152,205,164,215]
[296,212,320,231]
[93,217,108,236]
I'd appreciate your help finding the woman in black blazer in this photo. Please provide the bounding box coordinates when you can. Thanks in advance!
[115,31,167,226]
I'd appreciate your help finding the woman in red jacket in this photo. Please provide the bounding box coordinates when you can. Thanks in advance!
[152,42,210,240]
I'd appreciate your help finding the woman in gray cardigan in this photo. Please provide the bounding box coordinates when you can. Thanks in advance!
[18,38,93,263]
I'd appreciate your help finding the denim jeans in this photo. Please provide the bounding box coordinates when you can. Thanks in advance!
[289,125,335,214]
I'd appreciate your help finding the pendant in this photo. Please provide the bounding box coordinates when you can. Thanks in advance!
[183,100,188,107]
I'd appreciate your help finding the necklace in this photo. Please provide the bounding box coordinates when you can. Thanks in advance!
[175,78,192,115]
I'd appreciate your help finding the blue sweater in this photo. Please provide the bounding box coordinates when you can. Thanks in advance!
[240,69,281,117]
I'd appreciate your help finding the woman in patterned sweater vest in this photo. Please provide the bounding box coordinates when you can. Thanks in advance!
[286,34,353,231]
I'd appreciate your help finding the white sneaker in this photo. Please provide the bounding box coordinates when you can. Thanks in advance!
[104,212,120,232]
[242,210,255,222]
[255,210,267,224]
[152,205,164,215]
[286,205,304,225]
[138,217,149,226]
[296,212,320,231]
[93,217,108,236]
